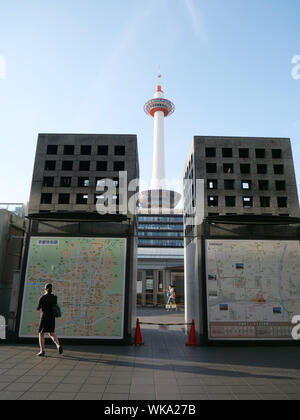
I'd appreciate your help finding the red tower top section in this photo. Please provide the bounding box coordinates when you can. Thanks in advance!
[144,73,175,118]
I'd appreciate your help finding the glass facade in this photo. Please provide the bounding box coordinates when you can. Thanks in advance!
[138,213,184,248]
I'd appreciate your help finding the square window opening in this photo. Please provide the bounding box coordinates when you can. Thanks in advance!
[205,147,216,158]
[255,149,266,158]
[47,145,58,155]
[222,148,233,158]
[115,145,125,156]
[272,149,282,159]
[274,165,284,175]
[63,145,74,155]
[241,180,251,190]
[243,196,253,207]
[45,161,56,171]
[80,145,92,155]
[206,163,217,173]
[240,164,251,174]
[62,161,73,171]
[225,196,236,207]
[239,148,249,158]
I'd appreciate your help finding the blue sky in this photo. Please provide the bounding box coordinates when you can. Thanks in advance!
[0,0,300,203]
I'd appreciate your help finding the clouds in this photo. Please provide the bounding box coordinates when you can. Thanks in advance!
[0,56,6,80]
[291,55,300,80]
[184,0,207,44]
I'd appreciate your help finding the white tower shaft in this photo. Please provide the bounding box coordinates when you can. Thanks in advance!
[151,109,166,190]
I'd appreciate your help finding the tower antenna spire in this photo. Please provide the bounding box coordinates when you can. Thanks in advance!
[157,65,162,92]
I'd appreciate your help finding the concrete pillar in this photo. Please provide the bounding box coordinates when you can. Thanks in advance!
[141,270,146,306]
[153,270,158,306]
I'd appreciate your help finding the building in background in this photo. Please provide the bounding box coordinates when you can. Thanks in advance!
[17,133,139,344]
[0,209,28,336]
[183,136,300,343]
[137,212,184,306]
[0,203,27,218]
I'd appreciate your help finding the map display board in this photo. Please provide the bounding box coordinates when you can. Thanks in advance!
[205,240,300,340]
[19,237,127,339]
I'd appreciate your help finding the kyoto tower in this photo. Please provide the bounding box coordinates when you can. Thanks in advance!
[139,73,181,210]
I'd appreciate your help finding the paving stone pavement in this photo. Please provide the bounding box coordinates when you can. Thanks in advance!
[0,308,300,400]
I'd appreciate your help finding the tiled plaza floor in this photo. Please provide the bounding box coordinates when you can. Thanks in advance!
[0,308,300,400]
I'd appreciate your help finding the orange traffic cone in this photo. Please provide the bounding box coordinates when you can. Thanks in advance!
[186,320,197,346]
[134,318,144,345]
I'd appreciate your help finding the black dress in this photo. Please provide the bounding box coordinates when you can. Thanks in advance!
[37,293,57,333]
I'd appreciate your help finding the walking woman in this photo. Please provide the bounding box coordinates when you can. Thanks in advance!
[36,283,63,357]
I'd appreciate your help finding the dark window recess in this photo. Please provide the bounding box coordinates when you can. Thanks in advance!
[47,145,58,155]
[277,197,287,208]
[272,149,282,159]
[222,148,233,158]
[223,163,234,174]
[207,179,218,189]
[58,194,70,204]
[208,196,218,207]
[63,145,74,155]
[78,177,89,187]
[115,145,125,155]
[240,164,251,174]
[98,145,108,155]
[241,180,251,190]
[258,180,269,190]
[97,161,108,171]
[45,161,56,171]
[40,193,52,204]
[257,164,267,174]
[275,180,286,191]
[243,196,253,207]
[79,161,90,171]
[225,196,236,207]
[274,165,284,175]
[224,180,235,190]
[80,145,91,155]
[114,161,125,171]
[208,212,219,216]
[62,161,73,171]
[43,177,54,187]
[60,177,72,187]
[205,147,216,158]
[206,163,217,173]
[239,148,249,158]
[255,148,266,158]
[76,194,88,204]
[260,197,270,207]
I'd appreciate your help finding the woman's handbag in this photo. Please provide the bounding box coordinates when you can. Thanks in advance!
[53,304,62,318]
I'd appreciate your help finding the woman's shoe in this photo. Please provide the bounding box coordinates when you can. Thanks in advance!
[36,351,45,357]
[58,346,63,355]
